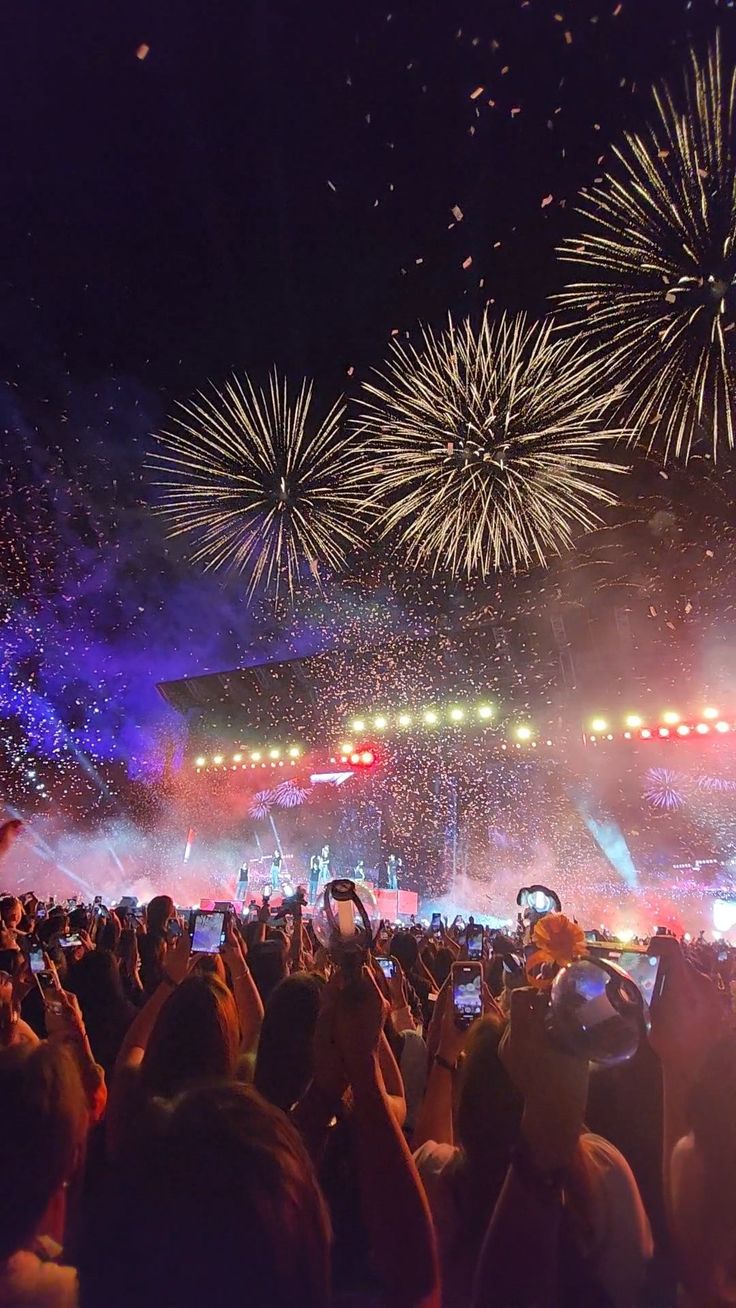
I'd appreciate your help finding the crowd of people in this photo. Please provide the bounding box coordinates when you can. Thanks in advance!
[0,815,734,1307]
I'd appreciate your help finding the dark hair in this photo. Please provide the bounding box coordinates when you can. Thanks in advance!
[247,939,289,1004]
[390,931,419,974]
[80,1083,331,1308]
[689,1034,736,1223]
[67,950,134,1076]
[255,972,324,1111]
[145,894,174,938]
[69,906,91,934]
[0,1043,87,1260]
[141,973,239,1099]
[0,894,21,927]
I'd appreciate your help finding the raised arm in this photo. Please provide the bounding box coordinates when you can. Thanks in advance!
[222,916,263,1054]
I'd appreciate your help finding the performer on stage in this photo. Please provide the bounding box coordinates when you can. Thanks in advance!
[269,849,283,891]
[235,862,249,902]
[308,854,321,904]
[386,852,402,891]
[353,858,366,882]
[318,843,331,884]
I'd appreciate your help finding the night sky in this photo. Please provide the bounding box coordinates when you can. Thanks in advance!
[2,0,736,811]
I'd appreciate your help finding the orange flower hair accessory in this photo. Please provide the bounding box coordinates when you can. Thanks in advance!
[526,913,587,989]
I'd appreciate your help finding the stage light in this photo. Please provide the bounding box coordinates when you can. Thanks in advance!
[424,710,438,725]
[515,725,532,742]
[589,735,597,743]
[233,752,242,763]
[213,754,224,765]
[640,729,652,739]
[194,755,206,767]
[339,743,353,755]
[696,723,710,735]
[623,731,632,740]
[703,707,719,720]
[591,717,608,733]
[625,715,643,729]
[352,718,366,732]
[360,750,375,765]
[269,748,281,759]
[478,705,493,719]
[676,725,691,736]
[373,716,387,730]
[398,714,412,727]
[251,751,262,761]
[617,928,635,944]
[658,727,670,738]
[350,751,361,765]
[662,711,680,725]
[288,746,301,758]
[715,721,730,733]
[449,708,465,722]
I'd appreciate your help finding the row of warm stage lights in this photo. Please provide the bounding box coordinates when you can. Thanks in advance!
[194,746,303,770]
[586,707,733,742]
[345,705,538,743]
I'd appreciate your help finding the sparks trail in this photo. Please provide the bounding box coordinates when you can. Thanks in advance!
[558,37,736,463]
[357,310,626,578]
[149,371,373,602]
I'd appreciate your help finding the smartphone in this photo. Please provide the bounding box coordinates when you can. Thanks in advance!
[430,912,442,937]
[36,970,58,993]
[262,886,272,902]
[452,961,483,1030]
[166,919,183,940]
[465,925,483,959]
[191,910,225,955]
[59,934,82,949]
[588,944,664,1006]
[29,945,45,974]
[376,957,396,979]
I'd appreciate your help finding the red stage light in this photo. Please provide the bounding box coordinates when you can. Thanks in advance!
[640,729,652,739]
[348,746,377,768]
[695,723,710,734]
[658,727,670,738]
[360,750,375,765]
[350,751,361,765]
[676,725,690,736]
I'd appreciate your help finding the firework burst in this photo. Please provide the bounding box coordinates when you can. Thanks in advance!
[558,39,736,463]
[643,767,689,811]
[272,779,312,808]
[150,372,372,600]
[357,311,625,577]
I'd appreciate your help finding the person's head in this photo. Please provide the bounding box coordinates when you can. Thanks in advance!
[145,894,174,939]
[455,1015,523,1176]
[0,1042,88,1259]
[255,972,324,1111]
[248,938,289,1004]
[67,947,126,1016]
[69,906,91,935]
[80,1082,331,1308]
[390,930,419,976]
[141,973,239,1099]
[431,946,453,988]
[0,894,22,932]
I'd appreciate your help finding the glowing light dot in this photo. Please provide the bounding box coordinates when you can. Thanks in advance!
[478,705,494,719]
[695,723,710,735]
[352,719,366,732]
[640,729,652,739]
[269,749,281,759]
[194,756,206,767]
[515,725,532,742]
[676,725,690,736]
[136,43,150,60]
[233,753,242,763]
[424,711,438,725]
[373,716,387,730]
[213,754,224,765]
[623,731,632,740]
[251,751,262,761]
[662,711,680,725]
[715,721,730,733]
[449,708,465,721]
[625,715,643,729]
[703,707,719,720]
[591,717,607,732]
[288,747,300,758]
[658,727,670,738]
[398,714,412,727]
[339,744,353,755]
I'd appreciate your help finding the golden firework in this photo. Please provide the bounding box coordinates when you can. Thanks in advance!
[558,38,736,462]
[357,310,625,577]
[149,371,372,600]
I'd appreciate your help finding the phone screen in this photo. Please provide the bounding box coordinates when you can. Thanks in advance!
[377,957,396,979]
[191,911,225,954]
[452,963,483,1029]
[431,912,442,935]
[29,947,45,974]
[60,934,82,949]
[465,927,483,959]
[36,970,57,991]
[596,948,662,1005]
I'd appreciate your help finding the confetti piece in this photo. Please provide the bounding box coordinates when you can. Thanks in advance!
[564,30,573,44]
[327,180,337,192]
[470,86,484,100]
[135,43,150,60]
[541,194,554,208]
[451,204,464,222]
[462,256,473,269]
[613,3,623,14]
[510,106,521,117]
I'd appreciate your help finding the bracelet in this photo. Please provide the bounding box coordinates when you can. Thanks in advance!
[433,1053,457,1073]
